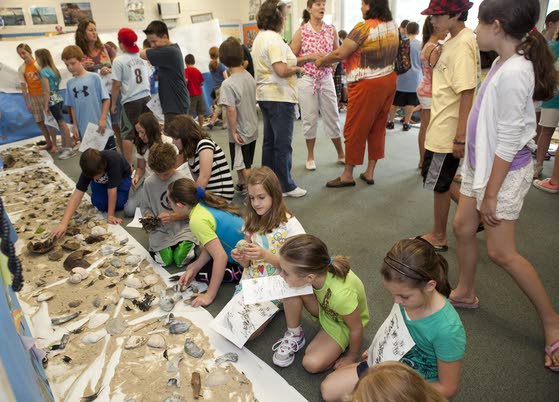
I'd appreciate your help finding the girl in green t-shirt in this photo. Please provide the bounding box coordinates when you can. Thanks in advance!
[321,238,465,401]
[271,234,369,374]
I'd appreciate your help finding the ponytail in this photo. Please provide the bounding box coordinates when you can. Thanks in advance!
[201,190,241,216]
[209,46,219,71]
[167,178,241,216]
[280,234,350,279]
[434,254,451,298]
[517,30,556,101]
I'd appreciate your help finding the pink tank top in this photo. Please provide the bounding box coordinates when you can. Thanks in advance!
[417,42,437,98]
[300,21,335,93]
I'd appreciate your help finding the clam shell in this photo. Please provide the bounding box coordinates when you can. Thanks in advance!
[147,334,166,349]
[48,249,64,261]
[90,226,107,236]
[37,291,54,302]
[100,244,117,255]
[71,267,89,280]
[124,335,147,349]
[121,287,140,299]
[52,311,80,325]
[125,276,142,289]
[215,352,238,364]
[68,273,82,284]
[68,300,82,308]
[61,240,80,251]
[125,255,141,266]
[104,268,120,277]
[184,339,204,358]
[143,274,159,286]
[87,313,110,329]
[168,320,191,335]
[110,258,122,268]
[205,370,231,387]
[106,318,127,335]
[83,328,107,344]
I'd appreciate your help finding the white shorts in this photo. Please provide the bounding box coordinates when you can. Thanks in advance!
[534,101,542,113]
[298,75,342,140]
[460,162,533,221]
[418,95,432,110]
[539,107,559,128]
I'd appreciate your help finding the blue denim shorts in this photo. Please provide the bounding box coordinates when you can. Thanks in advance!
[49,102,64,122]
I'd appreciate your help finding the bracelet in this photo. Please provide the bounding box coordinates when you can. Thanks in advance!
[453,139,466,145]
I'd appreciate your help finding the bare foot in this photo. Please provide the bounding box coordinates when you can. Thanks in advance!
[50,147,59,154]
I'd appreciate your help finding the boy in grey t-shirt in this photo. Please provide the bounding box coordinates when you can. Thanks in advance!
[141,143,197,267]
[218,37,258,193]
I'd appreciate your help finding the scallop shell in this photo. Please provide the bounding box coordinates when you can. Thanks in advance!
[83,328,108,344]
[87,313,110,329]
[68,273,82,284]
[124,335,147,349]
[37,291,54,302]
[143,274,159,286]
[125,276,142,289]
[147,334,166,349]
[121,287,140,299]
[90,226,107,236]
[71,267,89,280]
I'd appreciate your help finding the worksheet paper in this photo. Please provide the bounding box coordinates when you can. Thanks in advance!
[146,94,164,123]
[242,275,313,305]
[78,123,112,152]
[43,111,59,130]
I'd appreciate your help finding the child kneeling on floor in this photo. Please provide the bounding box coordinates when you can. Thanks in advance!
[52,148,131,237]
[320,238,465,401]
[272,234,369,373]
[141,143,197,267]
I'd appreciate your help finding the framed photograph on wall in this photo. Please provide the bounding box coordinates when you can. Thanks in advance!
[30,7,58,25]
[61,2,93,26]
[125,0,144,22]
[191,13,213,24]
[0,7,26,26]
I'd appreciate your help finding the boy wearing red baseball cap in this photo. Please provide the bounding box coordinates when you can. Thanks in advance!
[111,27,152,166]
[415,0,480,252]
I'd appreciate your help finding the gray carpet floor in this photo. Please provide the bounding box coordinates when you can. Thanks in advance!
[52,115,559,401]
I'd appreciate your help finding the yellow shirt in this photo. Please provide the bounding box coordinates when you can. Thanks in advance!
[251,30,298,103]
[425,28,480,153]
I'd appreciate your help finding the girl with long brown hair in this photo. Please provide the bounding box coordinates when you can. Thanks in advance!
[167,178,243,307]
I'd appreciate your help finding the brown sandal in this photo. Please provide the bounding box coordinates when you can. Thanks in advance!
[326,177,356,188]
[359,173,375,185]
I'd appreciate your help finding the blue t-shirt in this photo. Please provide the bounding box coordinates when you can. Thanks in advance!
[542,40,559,109]
[39,67,63,105]
[210,63,227,89]
[397,38,423,93]
[400,300,466,382]
[64,72,112,138]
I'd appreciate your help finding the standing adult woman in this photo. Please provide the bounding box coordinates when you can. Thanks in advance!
[290,0,345,171]
[75,19,122,150]
[252,0,306,197]
[316,0,398,187]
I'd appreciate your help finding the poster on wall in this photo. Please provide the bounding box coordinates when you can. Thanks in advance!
[249,0,261,21]
[125,0,144,22]
[30,7,58,25]
[243,23,259,49]
[60,2,93,26]
[0,8,26,26]
[220,24,241,41]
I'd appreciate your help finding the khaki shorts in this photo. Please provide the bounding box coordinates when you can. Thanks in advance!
[418,95,432,110]
[539,107,559,128]
[189,94,207,117]
[460,162,533,221]
[29,95,46,122]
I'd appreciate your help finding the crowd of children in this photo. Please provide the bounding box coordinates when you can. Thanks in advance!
[9,0,558,400]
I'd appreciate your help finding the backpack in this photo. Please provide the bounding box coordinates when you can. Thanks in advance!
[395,33,411,75]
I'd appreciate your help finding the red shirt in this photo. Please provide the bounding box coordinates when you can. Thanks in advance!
[184,66,204,97]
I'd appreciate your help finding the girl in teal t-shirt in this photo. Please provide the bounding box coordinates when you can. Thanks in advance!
[167,178,244,308]
[321,238,465,402]
[272,234,369,374]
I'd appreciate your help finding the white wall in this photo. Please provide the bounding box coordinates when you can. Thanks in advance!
[0,0,242,36]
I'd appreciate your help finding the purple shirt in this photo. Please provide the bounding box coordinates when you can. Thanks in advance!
[467,62,532,171]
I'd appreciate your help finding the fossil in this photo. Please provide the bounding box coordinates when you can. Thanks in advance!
[48,249,64,261]
[63,250,92,271]
[61,240,80,251]
[139,216,162,232]
[27,237,56,254]
[236,239,249,253]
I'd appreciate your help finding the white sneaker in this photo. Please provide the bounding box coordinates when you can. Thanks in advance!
[305,160,316,171]
[58,148,77,160]
[282,187,307,198]
[272,328,306,367]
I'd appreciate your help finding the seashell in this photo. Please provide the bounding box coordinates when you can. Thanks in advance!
[236,239,249,253]
[68,300,82,308]
[71,267,89,280]
[100,244,117,255]
[104,268,120,277]
[68,273,83,284]
[37,291,54,302]
[163,394,186,402]
[83,328,107,344]
[184,339,204,358]
[87,313,109,329]
[143,274,159,286]
[215,352,238,364]
[48,249,64,261]
[125,255,141,266]
[124,335,146,349]
[110,258,122,268]
[90,226,107,236]
[168,320,191,335]
[205,370,231,387]
[106,318,127,335]
[120,238,129,246]
[167,377,180,388]
[147,334,166,349]
[52,311,81,325]
[92,297,101,308]
[85,235,104,244]
[125,277,142,289]
[166,354,183,372]
[121,287,140,299]
[61,240,80,251]
[27,237,56,254]
[63,250,91,271]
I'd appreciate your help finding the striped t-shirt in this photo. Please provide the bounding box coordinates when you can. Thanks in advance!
[189,138,234,201]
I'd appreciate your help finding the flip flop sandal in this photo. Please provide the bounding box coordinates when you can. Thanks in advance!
[545,339,559,372]
[449,296,480,309]
[413,235,448,252]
